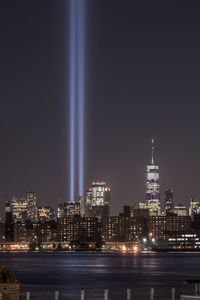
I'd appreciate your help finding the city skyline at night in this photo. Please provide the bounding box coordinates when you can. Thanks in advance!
[1,1,200,216]
[2,1,200,299]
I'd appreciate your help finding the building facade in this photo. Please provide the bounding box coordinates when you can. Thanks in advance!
[168,232,200,250]
[10,196,28,221]
[57,202,81,218]
[85,182,111,218]
[189,198,200,217]
[102,216,147,242]
[145,139,160,215]
[57,216,99,242]
[37,206,55,221]
[26,192,37,222]
[173,205,188,216]
[164,189,174,214]
[148,215,192,240]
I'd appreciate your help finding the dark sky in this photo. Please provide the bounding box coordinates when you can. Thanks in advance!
[1,0,200,216]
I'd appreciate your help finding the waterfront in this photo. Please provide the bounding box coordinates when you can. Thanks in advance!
[0,252,199,299]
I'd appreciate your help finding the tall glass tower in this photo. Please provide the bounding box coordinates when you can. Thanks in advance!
[146,139,160,215]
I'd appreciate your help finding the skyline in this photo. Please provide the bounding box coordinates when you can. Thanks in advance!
[1,1,200,215]
[1,139,197,214]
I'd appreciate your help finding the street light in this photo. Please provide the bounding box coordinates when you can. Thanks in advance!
[143,237,147,243]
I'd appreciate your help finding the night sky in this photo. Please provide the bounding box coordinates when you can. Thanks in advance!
[1,0,200,216]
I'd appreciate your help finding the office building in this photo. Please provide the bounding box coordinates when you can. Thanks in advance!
[145,139,160,215]
[173,204,188,216]
[57,216,99,242]
[57,202,80,218]
[26,192,37,222]
[14,220,36,243]
[5,211,14,242]
[148,215,192,240]
[38,206,55,221]
[10,196,28,221]
[85,181,111,218]
[122,206,149,219]
[102,216,147,242]
[168,232,200,250]
[189,198,200,217]
[36,220,57,242]
[164,189,174,214]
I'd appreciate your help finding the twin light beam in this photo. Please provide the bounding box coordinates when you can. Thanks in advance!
[69,0,85,202]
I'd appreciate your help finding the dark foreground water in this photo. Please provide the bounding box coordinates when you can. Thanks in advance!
[0,251,200,299]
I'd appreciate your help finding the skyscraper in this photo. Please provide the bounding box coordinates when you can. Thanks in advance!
[164,189,174,214]
[85,181,111,218]
[26,192,37,222]
[189,198,200,217]
[145,139,160,215]
[57,202,80,218]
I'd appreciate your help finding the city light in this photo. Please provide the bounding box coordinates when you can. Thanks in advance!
[69,0,76,202]
[121,245,126,252]
[77,0,85,197]
[69,0,85,201]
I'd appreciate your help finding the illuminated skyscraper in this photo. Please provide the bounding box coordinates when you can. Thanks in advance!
[164,189,174,214]
[85,181,111,218]
[189,198,200,217]
[145,139,160,215]
[26,192,37,222]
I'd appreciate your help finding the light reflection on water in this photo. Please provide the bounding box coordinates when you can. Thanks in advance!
[0,252,199,292]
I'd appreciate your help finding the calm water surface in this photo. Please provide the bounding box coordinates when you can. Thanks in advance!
[0,252,199,298]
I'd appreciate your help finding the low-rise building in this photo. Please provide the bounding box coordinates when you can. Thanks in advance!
[168,232,200,250]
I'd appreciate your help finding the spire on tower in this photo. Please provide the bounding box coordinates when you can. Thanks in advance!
[151,138,155,164]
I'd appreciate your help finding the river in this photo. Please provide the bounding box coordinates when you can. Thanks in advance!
[0,251,199,299]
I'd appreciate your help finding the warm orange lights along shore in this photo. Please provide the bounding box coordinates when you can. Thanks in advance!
[121,245,139,254]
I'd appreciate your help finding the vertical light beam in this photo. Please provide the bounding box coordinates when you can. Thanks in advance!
[69,0,76,202]
[77,0,85,196]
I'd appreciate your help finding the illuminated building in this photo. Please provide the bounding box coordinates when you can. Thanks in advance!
[189,198,200,217]
[37,206,55,221]
[145,139,160,215]
[164,189,174,214]
[36,220,57,242]
[122,205,149,219]
[26,192,37,222]
[148,215,191,240]
[173,204,188,216]
[79,195,85,217]
[14,220,36,243]
[10,196,28,221]
[102,216,147,242]
[9,192,37,222]
[85,181,111,218]
[168,233,200,250]
[57,202,80,218]
[85,188,92,206]
[57,216,99,242]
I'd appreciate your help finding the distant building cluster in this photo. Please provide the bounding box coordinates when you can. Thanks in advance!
[1,141,200,251]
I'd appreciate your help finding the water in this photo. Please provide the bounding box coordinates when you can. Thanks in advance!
[0,251,199,299]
